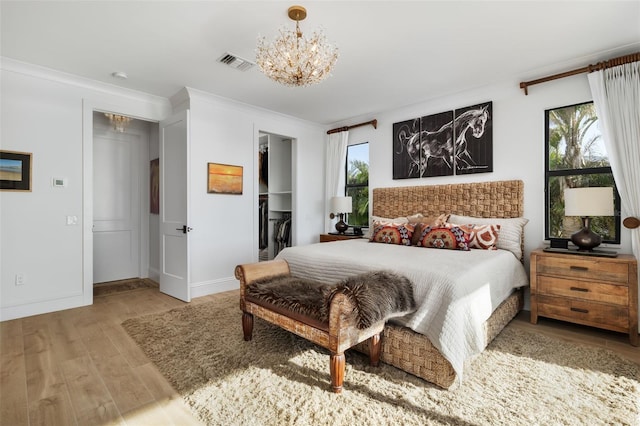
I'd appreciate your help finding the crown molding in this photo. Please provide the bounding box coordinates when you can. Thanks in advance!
[1,56,170,108]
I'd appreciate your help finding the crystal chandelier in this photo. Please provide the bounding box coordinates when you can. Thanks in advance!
[104,113,132,133]
[256,5,338,87]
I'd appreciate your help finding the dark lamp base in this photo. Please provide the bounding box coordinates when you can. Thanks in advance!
[335,220,349,234]
[570,217,602,251]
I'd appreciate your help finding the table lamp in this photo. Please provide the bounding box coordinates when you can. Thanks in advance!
[564,187,614,251]
[330,196,352,234]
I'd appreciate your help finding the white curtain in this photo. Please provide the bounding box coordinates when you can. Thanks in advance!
[588,62,640,330]
[325,131,349,232]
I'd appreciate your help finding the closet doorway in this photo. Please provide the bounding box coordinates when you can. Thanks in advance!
[258,132,293,261]
[92,112,151,284]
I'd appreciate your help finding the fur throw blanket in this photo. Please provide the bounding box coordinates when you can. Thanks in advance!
[246,271,416,330]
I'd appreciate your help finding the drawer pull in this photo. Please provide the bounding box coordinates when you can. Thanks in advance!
[569,265,588,272]
[570,307,589,314]
[569,287,589,293]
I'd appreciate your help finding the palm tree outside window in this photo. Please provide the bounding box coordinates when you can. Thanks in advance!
[345,142,369,228]
[545,101,620,243]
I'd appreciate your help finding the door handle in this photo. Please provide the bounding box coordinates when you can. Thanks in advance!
[176,225,193,234]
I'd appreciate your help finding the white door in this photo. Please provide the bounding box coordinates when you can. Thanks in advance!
[93,123,141,283]
[159,110,191,302]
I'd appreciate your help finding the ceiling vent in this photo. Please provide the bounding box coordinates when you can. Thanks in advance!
[218,53,255,71]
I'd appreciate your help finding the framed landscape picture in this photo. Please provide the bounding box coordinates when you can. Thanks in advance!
[207,163,243,195]
[0,150,32,191]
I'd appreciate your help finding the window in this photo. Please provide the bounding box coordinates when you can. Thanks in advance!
[345,142,369,227]
[545,101,620,243]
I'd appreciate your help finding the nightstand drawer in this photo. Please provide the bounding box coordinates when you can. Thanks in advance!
[536,256,629,283]
[537,276,629,305]
[537,295,629,331]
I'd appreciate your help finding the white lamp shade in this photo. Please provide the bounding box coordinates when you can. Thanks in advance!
[564,187,614,217]
[330,196,352,214]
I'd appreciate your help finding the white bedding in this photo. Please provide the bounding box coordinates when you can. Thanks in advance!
[275,239,529,380]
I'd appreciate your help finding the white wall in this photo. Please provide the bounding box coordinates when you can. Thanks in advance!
[0,59,171,320]
[184,89,326,297]
[334,73,636,328]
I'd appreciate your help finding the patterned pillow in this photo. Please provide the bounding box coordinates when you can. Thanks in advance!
[415,225,470,251]
[369,221,415,246]
[447,214,529,259]
[365,215,409,238]
[452,223,501,250]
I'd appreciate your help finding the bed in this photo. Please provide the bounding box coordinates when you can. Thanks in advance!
[275,179,529,389]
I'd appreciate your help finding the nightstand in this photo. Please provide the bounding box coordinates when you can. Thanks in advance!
[530,249,638,346]
[319,233,364,243]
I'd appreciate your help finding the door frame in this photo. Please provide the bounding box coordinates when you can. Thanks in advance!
[253,128,297,263]
[92,113,147,283]
[82,99,167,306]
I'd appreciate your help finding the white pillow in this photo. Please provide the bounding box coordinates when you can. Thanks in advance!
[446,214,529,260]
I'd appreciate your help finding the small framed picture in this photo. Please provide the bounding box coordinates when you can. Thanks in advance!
[207,163,243,195]
[150,158,159,214]
[1,150,32,191]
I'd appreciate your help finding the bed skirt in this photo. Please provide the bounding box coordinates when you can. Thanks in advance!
[353,288,524,389]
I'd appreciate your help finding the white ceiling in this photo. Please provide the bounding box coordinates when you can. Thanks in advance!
[2,1,639,125]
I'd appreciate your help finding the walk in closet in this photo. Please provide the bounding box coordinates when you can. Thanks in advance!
[258,132,293,261]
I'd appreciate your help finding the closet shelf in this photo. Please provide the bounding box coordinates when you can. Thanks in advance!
[269,191,292,195]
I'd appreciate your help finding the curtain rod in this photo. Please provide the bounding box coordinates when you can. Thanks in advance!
[519,52,640,95]
[326,119,377,135]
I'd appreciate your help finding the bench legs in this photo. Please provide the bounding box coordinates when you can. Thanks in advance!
[329,332,381,394]
[242,311,382,394]
[329,352,345,393]
[242,312,254,341]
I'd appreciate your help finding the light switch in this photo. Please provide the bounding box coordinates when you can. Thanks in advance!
[53,177,68,187]
[66,215,78,225]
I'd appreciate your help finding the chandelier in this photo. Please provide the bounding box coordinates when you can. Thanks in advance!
[256,5,338,87]
[104,113,132,133]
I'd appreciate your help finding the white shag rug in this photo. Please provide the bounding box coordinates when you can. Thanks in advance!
[122,293,640,426]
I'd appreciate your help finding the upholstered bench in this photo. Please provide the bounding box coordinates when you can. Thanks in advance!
[234,259,415,393]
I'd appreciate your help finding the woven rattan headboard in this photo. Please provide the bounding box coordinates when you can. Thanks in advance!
[372,180,524,219]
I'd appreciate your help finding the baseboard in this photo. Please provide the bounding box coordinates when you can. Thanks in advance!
[190,276,239,299]
[0,294,89,321]
[148,266,160,283]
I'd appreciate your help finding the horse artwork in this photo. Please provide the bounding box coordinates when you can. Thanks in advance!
[392,101,493,179]
[454,102,493,175]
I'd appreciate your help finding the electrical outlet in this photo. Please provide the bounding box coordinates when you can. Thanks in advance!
[15,274,25,286]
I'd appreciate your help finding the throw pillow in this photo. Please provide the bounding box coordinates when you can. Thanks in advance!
[365,215,409,238]
[369,221,415,246]
[451,223,501,250]
[415,225,470,251]
[446,215,529,259]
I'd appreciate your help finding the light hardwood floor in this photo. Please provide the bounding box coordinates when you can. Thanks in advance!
[1,286,638,426]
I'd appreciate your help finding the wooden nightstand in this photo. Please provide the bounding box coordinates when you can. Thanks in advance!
[530,249,638,346]
[319,233,364,243]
